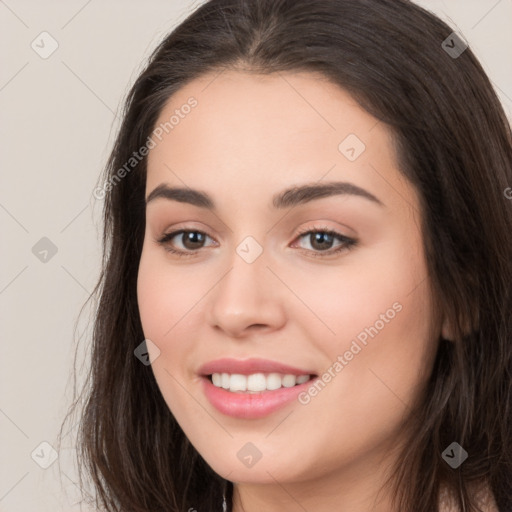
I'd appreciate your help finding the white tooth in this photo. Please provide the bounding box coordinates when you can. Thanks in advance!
[266,373,282,390]
[221,373,230,389]
[247,373,267,392]
[296,375,310,384]
[282,374,297,387]
[229,374,247,392]
[213,372,310,391]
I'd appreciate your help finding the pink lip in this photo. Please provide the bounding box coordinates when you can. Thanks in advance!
[198,357,314,376]
[201,377,315,419]
[198,358,317,419]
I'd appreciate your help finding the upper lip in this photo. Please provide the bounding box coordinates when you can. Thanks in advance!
[198,358,316,376]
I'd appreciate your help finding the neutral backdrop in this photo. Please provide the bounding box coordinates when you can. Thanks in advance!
[1,1,511,511]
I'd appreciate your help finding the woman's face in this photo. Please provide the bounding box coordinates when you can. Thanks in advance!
[137,70,443,491]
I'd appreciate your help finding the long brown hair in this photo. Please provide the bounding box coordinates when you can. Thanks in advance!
[60,0,512,510]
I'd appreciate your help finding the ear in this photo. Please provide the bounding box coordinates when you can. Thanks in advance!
[440,309,477,341]
[440,315,455,341]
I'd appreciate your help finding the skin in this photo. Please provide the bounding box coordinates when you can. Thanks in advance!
[137,70,449,512]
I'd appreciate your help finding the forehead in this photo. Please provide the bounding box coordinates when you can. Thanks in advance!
[145,70,412,213]
[149,70,384,157]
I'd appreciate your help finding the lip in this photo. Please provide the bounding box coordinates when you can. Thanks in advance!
[198,358,317,419]
[201,377,315,419]
[198,357,315,376]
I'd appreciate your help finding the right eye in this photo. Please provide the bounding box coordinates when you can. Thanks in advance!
[156,229,217,257]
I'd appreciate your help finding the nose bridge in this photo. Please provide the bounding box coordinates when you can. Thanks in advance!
[216,237,269,311]
[206,234,286,335]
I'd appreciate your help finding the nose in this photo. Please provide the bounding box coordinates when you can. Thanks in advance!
[206,248,287,338]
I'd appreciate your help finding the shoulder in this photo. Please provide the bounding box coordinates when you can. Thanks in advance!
[438,482,499,512]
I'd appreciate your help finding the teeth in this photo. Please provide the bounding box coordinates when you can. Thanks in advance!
[229,374,246,392]
[210,372,311,392]
[247,373,267,391]
[296,375,310,384]
[282,374,296,387]
[212,373,222,387]
[267,373,282,390]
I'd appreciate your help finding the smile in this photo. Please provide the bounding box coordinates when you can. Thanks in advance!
[209,372,311,392]
[197,358,318,419]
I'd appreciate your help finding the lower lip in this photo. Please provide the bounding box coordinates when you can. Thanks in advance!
[201,376,315,419]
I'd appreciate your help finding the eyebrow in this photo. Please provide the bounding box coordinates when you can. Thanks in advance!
[145,181,384,210]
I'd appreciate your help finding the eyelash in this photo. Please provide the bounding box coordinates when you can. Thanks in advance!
[155,226,357,259]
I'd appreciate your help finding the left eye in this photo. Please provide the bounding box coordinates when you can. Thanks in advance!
[292,229,357,256]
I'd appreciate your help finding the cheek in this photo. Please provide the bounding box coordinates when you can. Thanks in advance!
[136,250,202,415]
[289,279,436,475]
[289,238,431,351]
[137,247,205,340]
[297,237,436,409]
[136,246,214,391]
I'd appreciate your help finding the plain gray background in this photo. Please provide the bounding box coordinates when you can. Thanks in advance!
[1,1,511,511]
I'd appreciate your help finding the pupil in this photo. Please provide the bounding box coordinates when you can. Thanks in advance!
[185,232,204,248]
[312,232,332,250]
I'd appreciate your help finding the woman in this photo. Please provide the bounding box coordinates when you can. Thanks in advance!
[61,0,512,510]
